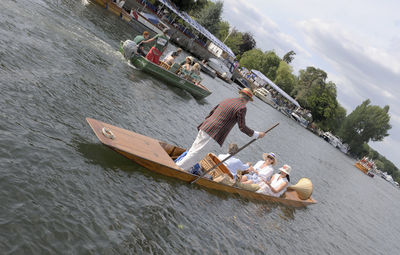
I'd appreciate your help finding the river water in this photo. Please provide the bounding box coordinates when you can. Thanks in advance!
[1,1,400,254]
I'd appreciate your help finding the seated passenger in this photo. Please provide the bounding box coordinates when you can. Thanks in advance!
[163,48,182,62]
[240,152,276,184]
[163,51,179,66]
[190,63,202,85]
[179,56,194,77]
[217,143,253,179]
[256,164,291,197]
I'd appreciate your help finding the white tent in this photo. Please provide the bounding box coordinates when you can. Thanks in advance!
[251,69,300,108]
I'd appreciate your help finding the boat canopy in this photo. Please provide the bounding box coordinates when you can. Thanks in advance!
[158,0,235,58]
[251,69,300,108]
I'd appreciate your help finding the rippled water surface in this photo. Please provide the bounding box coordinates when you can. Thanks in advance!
[1,1,400,254]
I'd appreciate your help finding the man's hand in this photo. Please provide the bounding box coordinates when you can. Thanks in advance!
[258,132,266,139]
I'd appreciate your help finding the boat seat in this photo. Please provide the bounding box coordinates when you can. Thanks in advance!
[159,61,171,70]
[169,63,181,74]
[200,153,234,180]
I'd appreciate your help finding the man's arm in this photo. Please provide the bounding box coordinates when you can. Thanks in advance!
[237,108,266,139]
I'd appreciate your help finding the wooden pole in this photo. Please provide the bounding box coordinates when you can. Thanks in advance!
[190,123,280,184]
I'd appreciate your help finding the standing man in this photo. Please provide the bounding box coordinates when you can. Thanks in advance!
[133,31,150,57]
[176,88,266,171]
[145,28,170,65]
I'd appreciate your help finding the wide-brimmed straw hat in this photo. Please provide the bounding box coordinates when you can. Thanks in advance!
[239,88,253,101]
[263,152,276,165]
[279,164,292,175]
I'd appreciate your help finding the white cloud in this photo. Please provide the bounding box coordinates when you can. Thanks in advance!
[221,1,400,166]
[221,0,311,58]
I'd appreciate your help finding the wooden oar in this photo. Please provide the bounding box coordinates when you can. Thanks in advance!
[190,123,280,184]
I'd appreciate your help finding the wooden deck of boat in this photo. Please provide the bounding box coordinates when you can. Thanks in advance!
[86,118,316,207]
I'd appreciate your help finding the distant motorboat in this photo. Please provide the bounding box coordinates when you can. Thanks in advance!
[253,87,277,108]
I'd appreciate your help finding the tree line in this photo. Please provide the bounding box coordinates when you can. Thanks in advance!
[169,0,398,182]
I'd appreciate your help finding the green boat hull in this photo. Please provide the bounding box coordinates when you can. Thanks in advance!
[129,54,212,99]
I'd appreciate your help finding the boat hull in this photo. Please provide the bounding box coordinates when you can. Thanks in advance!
[86,118,316,207]
[355,162,368,174]
[130,54,212,99]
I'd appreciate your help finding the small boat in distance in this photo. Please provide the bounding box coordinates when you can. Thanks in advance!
[121,43,211,99]
[86,118,317,207]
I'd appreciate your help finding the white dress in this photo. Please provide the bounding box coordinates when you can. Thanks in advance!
[245,160,273,184]
[256,173,288,197]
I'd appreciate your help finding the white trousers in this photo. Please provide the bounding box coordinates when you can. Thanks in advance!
[176,130,217,171]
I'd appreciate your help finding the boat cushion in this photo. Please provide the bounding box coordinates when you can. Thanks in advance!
[213,174,235,186]
[235,182,260,192]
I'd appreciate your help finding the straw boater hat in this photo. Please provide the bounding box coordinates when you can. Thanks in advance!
[263,152,276,165]
[239,88,253,101]
[279,164,292,175]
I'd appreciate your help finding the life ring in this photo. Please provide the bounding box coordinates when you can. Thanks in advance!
[102,127,115,139]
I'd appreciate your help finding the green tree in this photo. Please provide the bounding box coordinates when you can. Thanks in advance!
[239,32,256,56]
[293,66,328,106]
[283,50,296,64]
[193,1,223,35]
[217,21,230,41]
[306,81,338,123]
[338,99,391,156]
[171,0,207,12]
[274,61,295,95]
[239,49,281,80]
[223,29,243,56]
[320,104,347,133]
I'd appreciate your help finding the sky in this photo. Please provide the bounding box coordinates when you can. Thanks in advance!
[220,0,400,168]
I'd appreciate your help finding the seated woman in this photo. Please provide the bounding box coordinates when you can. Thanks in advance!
[189,63,202,85]
[179,56,194,77]
[256,164,291,197]
[240,152,276,184]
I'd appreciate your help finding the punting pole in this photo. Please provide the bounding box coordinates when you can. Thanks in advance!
[190,122,280,184]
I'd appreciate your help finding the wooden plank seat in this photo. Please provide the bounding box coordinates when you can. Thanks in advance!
[159,61,171,70]
[200,153,234,180]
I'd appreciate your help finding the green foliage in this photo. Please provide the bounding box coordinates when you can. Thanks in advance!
[292,67,338,124]
[319,104,347,133]
[306,81,338,122]
[239,49,281,80]
[193,1,223,35]
[274,61,295,95]
[283,50,296,64]
[216,22,255,59]
[239,32,256,56]
[294,66,328,106]
[217,21,230,41]
[224,30,243,56]
[170,0,206,12]
[338,99,391,156]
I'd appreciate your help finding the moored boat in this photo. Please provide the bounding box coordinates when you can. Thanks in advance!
[199,62,217,78]
[86,117,317,207]
[355,162,368,174]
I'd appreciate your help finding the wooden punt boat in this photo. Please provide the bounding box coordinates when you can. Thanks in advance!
[86,118,317,207]
[129,54,212,99]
